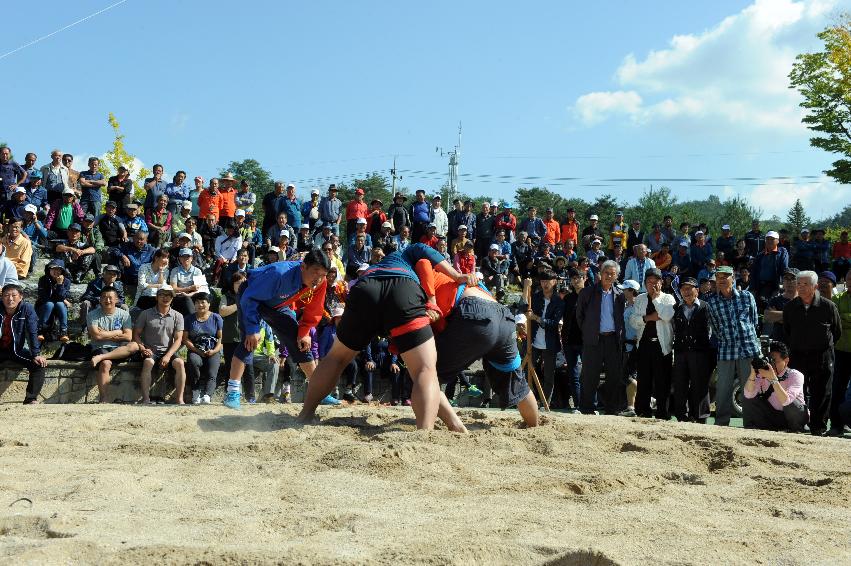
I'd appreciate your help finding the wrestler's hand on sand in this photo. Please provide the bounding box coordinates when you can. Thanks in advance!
[297,335,311,352]
[244,333,261,352]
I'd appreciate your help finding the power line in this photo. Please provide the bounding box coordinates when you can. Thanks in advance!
[0,0,129,61]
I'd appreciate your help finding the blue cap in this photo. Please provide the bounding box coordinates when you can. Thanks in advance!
[68,223,82,232]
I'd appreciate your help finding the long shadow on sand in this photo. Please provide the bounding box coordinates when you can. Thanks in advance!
[196,411,303,433]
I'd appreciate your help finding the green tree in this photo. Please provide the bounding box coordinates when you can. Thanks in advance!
[514,186,570,217]
[100,113,151,203]
[786,198,812,234]
[627,187,678,227]
[219,158,274,224]
[587,194,623,228]
[789,15,851,183]
[719,195,761,238]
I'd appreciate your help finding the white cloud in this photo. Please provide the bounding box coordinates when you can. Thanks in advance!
[745,176,847,219]
[571,0,837,135]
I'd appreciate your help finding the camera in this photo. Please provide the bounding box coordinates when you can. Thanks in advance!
[750,335,773,372]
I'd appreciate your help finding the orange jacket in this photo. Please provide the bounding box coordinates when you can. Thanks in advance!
[414,259,492,334]
[218,188,237,217]
[198,190,223,220]
[560,220,579,244]
[544,218,561,245]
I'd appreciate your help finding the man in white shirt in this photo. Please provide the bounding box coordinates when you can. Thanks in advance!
[213,221,243,282]
[431,195,448,238]
[624,244,657,293]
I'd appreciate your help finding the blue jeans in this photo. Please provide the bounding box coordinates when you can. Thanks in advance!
[37,301,68,334]
[562,344,582,410]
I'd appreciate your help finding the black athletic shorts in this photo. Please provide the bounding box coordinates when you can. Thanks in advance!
[434,296,530,409]
[336,276,432,354]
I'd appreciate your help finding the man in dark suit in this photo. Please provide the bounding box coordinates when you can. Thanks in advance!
[576,259,626,414]
[671,277,715,423]
[626,219,644,258]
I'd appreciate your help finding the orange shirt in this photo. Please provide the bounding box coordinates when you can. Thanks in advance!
[197,190,223,220]
[414,259,492,333]
[560,220,579,244]
[833,241,851,259]
[218,188,237,217]
[346,200,368,221]
[653,251,672,270]
[544,218,561,245]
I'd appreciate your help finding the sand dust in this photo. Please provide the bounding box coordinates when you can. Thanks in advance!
[0,403,848,565]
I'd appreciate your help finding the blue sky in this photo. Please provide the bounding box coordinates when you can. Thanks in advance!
[2,0,848,219]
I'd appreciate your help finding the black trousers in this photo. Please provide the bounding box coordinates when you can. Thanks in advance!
[830,349,851,429]
[531,348,556,405]
[672,349,713,422]
[580,334,624,414]
[0,349,45,403]
[742,396,808,432]
[635,338,672,419]
[789,348,834,432]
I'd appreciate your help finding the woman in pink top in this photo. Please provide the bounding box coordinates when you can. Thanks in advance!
[742,340,807,432]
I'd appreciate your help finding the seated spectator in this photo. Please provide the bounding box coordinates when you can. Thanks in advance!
[652,242,672,271]
[394,225,412,253]
[697,259,716,283]
[110,231,156,301]
[145,194,172,248]
[133,285,186,404]
[97,201,128,248]
[213,220,243,282]
[135,249,171,311]
[169,248,207,316]
[374,221,396,255]
[348,217,372,247]
[435,237,450,261]
[182,217,203,254]
[277,232,296,260]
[88,287,139,403]
[742,341,808,432]
[55,223,99,283]
[419,223,439,249]
[0,244,20,287]
[453,241,476,274]
[265,212,295,250]
[220,248,251,290]
[3,187,29,223]
[312,221,334,250]
[730,238,752,272]
[1,218,32,278]
[80,264,125,323]
[0,283,47,404]
[481,243,507,291]
[369,247,385,266]
[239,214,262,263]
[345,233,371,279]
[121,202,148,238]
[818,270,837,300]
[170,200,193,240]
[737,267,752,292]
[21,205,47,275]
[200,214,224,260]
[25,170,48,214]
[450,225,470,256]
[262,246,281,266]
[256,320,283,403]
[36,260,72,342]
[586,238,604,266]
[671,242,691,276]
[45,188,85,240]
[184,292,223,405]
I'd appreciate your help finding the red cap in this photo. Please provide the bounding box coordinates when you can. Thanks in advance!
[355,188,365,195]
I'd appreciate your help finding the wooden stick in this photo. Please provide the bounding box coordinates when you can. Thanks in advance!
[522,278,550,412]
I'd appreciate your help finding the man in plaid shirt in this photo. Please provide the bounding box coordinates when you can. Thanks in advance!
[705,265,760,426]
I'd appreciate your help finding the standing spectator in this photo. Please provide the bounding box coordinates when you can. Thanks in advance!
[520,206,545,242]
[388,192,412,236]
[106,166,133,211]
[97,201,127,248]
[581,214,603,252]
[184,292,223,405]
[624,244,657,293]
[430,195,448,238]
[45,188,85,239]
[87,287,139,403]
[36,260,72,342]
[62,154,79,196]
[187,176,203,217]
[40,149,71,205]
[689,231,713,275]
[345,188,368,237]
[301,188,321,231]
[625,220,644,257]
[541,207,560,247]
[743,219,765,258]
[528,271,565,406]
[742,341,808,433]
[365,198,387,242]
[409,189,434,242]
[560,207,580,248]
[559,268,585,412]
[0,146,27,202]
[831,230,850,280]
[476,201,496,257]
[782,270,842,435]
[511,231,534,281]
[145,194,172,248]
[276,183,302,229]
[629,268,676,419]
[79,265,125,323]
[447,199,464,242]
[24,170,48,214]
[671,242,692,276]
[762,268,799,341]
[791,228,816,271]
[54,223,98,283]
[218,172,238,226]
[705,265,760,426]
[576,260,626,414]
[0,283,47,404]
[318,184,342,236]
[197,178,223,222]
[811,229,831,272]
[750,230,789,307]
[163,170,190,217]
[1,219,32,279]
[262,181,285,234]
[133,286,187,405]
[109,231,156,301]
[493,202,517,242]
[671,277,714,423]
[716,224,736,257]
[235,179,256,217]
[643,223,667,254]
[21,152,38,189]
[143,164,167,212]
[830,269,851,435]
[77,157,106,216]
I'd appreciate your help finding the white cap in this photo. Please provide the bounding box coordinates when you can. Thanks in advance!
[156,284,175,294]
[458,224,468,231]
[268,246,281,254]
[381,221,392,228]
[589,214,599,221]
[330,306,345,318]
[177,232,190,240]
[489,243,500,251]
[311,188,320,195]
[766,230,779,239]
[182,200,193,209]
[591,238,602,245]
[286,183,295,189]
[618,280,640,291]
[801,227,810,233]
[14,187,25,194]
[62,188,75,195]
[356,217,367,224]
[721,224,731,230]
[235,209,246,217]
[695,230,704,236]
[514,313,527,325]
[23,204,37,214]
[300,223,310,229]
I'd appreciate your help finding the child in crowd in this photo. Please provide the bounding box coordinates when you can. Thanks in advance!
[619,280,640,417]
[454,240,476,274]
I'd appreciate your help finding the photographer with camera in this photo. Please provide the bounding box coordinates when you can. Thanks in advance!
[742,341,808,433]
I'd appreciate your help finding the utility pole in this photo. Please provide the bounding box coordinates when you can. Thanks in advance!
[436,122,462,203]
[390,156,402,194]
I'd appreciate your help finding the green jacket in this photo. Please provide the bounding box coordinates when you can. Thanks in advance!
[832,291,851,353]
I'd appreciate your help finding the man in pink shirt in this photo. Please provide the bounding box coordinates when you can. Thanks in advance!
[742,340,807,432]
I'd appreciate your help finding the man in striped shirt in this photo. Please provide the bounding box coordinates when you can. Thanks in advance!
[704,265,760,426]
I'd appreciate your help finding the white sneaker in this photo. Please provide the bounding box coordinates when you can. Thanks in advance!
[200,394,211,405]
[191,391,201,405]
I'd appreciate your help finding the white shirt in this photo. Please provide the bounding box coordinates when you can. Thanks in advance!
[215,234,243,262]
[432,207,449,238]
[628,292,677,355]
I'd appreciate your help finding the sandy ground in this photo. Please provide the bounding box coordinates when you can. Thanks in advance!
[0,403,849,565]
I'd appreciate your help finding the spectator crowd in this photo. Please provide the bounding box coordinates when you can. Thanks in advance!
[1,146,850,438]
